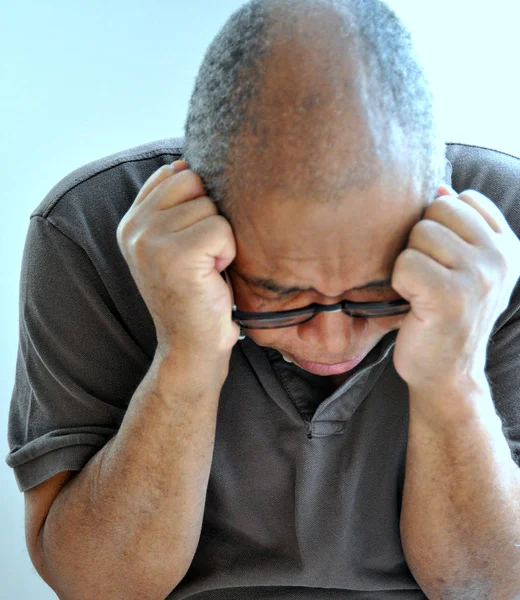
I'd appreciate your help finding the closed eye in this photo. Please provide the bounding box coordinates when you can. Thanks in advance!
[252,290,298,301]
[252,288,395,303]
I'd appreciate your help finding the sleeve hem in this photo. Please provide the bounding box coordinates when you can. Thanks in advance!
[11,444,106,493]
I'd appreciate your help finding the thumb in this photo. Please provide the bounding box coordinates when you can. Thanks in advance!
[223,269,236,307]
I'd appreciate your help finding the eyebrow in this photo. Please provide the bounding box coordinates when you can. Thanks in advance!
[235,272,394,296]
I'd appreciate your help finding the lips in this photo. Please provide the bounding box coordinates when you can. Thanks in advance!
[284,352,365,376]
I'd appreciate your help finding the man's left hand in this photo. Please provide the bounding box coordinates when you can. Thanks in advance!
[391,184,520,396]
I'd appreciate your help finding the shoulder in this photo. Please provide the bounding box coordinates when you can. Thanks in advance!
[32,137,185,247]
[446,142,520,239]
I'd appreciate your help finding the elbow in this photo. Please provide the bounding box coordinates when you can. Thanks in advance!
[28,526,56,590]
[27,526,93,600]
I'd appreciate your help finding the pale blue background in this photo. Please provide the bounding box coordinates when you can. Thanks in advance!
[2,1,519,597]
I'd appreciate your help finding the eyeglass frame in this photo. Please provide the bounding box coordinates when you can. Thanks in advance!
[215,201,413,332]
[231,298,411,330]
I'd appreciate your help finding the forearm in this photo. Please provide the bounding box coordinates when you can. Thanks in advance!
[41,348,228,600]
[401,378,520,600]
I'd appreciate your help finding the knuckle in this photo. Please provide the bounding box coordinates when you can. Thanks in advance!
[475,265,494,293]
[130,232,150,262]
[116,217,131,245]
[496,249,509,273]
[434,195,453,207]
[203,196,219,214]
[169,196,218,230]
[129,231,143,253]
[407,227,420,247]
[192,196,218,217]
[425,198,450,219]
[214,213,232,229]
[408,220,428,244]
[415,218,436,234]
[395,247,412,266]
[486,247,508,278]
[212,214,234,236]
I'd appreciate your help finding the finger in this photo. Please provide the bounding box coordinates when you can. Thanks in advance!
[392,247,454,308]
[133,160,191,207]
[172,214,236,273]
[142,168,207,211]
[436,184,458,198]
[407,218,474,271]
[223,269,236,307]
[424,196,496,248]
[133,164,178,206]
[456,189,508,235]
[173,160,189,170]
[152,195,218,233]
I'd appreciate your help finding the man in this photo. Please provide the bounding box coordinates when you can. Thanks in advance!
[6,0,520,599]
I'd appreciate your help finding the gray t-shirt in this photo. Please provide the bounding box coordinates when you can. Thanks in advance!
[6,138,520,599]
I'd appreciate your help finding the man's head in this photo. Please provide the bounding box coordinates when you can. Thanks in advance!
[182,0,448,376]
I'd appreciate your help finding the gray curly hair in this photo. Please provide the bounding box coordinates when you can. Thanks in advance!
[182,0,447,223]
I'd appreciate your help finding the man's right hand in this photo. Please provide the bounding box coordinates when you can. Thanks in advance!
[117,160,241,359]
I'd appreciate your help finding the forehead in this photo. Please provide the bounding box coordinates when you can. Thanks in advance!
[231,184,424,293]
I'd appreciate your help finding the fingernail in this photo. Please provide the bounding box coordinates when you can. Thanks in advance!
[171,159,187,171]
[438,184,456,197]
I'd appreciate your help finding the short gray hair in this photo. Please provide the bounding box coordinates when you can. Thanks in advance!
[182,0,447,222]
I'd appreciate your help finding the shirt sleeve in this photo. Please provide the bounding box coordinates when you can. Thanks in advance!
[5,216,150,492]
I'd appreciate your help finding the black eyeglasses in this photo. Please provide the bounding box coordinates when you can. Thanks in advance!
[231,298,411,330]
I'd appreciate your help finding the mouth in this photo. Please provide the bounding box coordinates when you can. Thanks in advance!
[283,352,366,376]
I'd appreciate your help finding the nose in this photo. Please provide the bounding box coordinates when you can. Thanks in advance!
[295,308,368,356]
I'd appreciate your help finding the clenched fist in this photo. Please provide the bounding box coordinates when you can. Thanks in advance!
[117,160,241,370]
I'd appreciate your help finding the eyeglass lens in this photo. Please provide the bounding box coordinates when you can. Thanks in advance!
[236,303,410,329]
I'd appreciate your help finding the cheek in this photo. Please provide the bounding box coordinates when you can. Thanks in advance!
[244,327,290,348]
[372,314,406,334]
[242,319,305,352]
[245,315,403,354]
